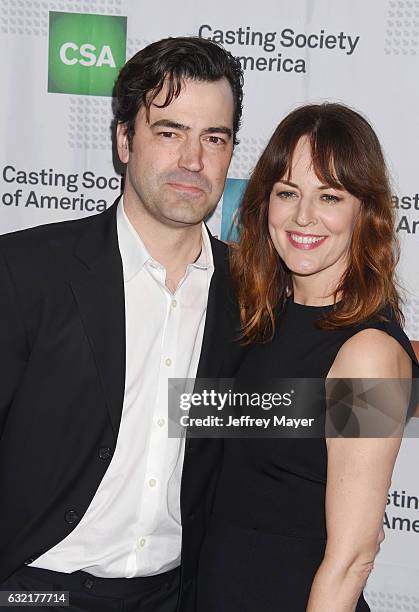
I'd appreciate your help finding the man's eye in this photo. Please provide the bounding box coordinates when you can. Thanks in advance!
[207,136,226,145]
[158,131,176,138]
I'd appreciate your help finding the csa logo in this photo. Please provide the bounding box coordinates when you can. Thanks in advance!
[48,11,127,96]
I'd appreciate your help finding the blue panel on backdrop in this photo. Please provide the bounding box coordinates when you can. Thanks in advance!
[220,178,248,242]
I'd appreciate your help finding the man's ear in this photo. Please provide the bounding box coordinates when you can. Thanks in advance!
[116,122,130,164]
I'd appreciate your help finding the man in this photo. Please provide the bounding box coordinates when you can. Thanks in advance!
[0,37,244,611]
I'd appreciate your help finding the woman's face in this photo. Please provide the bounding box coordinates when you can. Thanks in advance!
[268,137,361,291]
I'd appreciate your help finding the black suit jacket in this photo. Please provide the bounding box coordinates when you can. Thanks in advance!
[0,200,244,610]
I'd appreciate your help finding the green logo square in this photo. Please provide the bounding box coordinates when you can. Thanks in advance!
[48,11,127,96]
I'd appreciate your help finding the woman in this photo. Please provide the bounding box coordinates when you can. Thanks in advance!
[197,104,419,611]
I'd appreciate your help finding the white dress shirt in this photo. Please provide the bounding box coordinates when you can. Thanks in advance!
[31,198,214,577]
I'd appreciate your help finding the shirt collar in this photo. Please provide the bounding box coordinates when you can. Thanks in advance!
[117,197,150,282]
[116,197,213,281]
[192,222,213,271]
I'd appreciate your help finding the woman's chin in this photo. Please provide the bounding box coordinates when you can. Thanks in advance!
[286,258,320,276]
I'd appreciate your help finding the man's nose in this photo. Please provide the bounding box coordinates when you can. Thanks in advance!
[178,139,204,172]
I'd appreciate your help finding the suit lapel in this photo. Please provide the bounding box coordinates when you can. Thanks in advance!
[69,214,233,435]
[70,200,126,440]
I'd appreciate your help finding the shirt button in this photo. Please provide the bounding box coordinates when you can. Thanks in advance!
[149,261,158,269]
[148,478,157,488]
[165,358,172,367]
[171,299,177,308]
[157,418,166,427]
[138,537,146,548]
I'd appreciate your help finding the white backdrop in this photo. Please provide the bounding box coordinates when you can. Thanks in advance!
[1,0,418,607]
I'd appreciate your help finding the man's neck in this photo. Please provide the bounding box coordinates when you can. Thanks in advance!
[122,195,204,290]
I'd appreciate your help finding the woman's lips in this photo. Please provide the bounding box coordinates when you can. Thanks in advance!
[286,231,328,250]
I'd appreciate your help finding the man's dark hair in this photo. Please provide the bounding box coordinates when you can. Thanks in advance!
[113,36,244,147]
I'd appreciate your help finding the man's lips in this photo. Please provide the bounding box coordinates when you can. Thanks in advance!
[286,230,328,250]
[167,182,205,194]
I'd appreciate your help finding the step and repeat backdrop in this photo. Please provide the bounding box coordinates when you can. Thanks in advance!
[0,0,418,607]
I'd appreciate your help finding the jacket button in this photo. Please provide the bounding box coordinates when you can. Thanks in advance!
[64,509,79,524]
[98,446,113,460]
[185,439,195,453]
[83,578,94,590]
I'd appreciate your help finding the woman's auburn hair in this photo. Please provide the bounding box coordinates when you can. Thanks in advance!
[230,103,403,344]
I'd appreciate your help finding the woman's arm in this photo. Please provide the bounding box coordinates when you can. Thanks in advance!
[306,328,412,612]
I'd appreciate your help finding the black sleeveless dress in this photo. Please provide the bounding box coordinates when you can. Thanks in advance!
[196,300,419,612]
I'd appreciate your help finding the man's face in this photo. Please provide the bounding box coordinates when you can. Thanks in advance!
[117,77,235,227]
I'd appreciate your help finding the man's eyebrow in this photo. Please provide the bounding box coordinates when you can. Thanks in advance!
[150,119,190,131]
[149,119,233,140]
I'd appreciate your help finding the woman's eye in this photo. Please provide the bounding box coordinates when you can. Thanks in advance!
[321,193,340,203]
[277,191,297,199]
